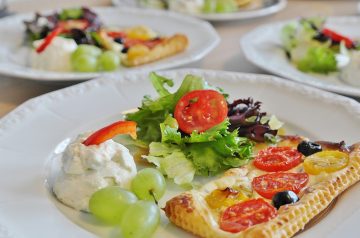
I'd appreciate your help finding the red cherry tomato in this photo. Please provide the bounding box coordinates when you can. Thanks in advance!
[83,121,137,146]
[174,90,228,134]
[253,147,303,172]
[36,26,63,53]
[322,28,354,49]
[252,172,309,199]
[220,199,277,233]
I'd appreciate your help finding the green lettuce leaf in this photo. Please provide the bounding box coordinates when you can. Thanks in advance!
[143,142,196,185]
[126,73,209,143]
[296,45,337,73]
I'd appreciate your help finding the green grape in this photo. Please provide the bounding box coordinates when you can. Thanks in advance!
[97,51,120,71]
[120,201,160,238]
[71,54,98,72]
[215,0,237,13]
[131,168,166,203]
[203,0,216,13]
[89,186,138,224]
[72,45,102,60]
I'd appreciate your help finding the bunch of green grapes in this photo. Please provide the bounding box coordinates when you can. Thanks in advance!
[71,45,120,72]
[204,0,238,13]
[89,168,166,238]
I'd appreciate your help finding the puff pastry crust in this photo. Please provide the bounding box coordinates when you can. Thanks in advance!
[121,34,188,67]
[164,142,360,238]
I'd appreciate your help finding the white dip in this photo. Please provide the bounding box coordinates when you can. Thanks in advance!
[53,133,137,211]
[168,0,204,14]
[31,36,77,72]
[341,51,360,87]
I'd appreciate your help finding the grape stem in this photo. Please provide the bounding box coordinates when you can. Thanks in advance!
[150,190,158,205]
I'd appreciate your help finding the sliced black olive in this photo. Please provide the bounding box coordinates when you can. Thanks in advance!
[121,47,129,54]
[272,190,299,209]
[297,140,322,156]
[114,37,124,44]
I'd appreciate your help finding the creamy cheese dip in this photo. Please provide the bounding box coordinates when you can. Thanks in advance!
[168,0,204,14]
[31,37,77,72]
[53,133,137,211]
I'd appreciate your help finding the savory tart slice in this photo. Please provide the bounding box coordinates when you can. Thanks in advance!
[164,136,360,238]
[121,34,188,67]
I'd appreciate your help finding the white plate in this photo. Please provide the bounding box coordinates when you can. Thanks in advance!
[1,69,360,238]
[241,16,360,97]
[112,0,287,22]
[0,7,219,82]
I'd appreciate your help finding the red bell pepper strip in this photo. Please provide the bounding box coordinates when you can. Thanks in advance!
[36,26,64,53]
[107,31,127,38]
[83,121,137,146]
[322,28,354,48]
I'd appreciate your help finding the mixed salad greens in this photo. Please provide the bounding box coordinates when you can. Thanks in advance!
[138,0,251,14]
[281,18,360,74]
[126,73,282,184]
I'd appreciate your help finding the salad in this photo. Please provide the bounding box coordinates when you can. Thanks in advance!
[138,0,253,14]
[125,72,283,185]
[281,18,360,86]
[24,7,188,72]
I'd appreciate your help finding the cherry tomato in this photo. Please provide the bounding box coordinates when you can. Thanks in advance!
[174,90,228,134]
[83,121,137,146]
[322,28,354,49]
[253,146,303,172]
[303,150,349,175]
[252,172,309,199]
[205,188,249,209]
[219,198,277,233]
[36,26,63,53]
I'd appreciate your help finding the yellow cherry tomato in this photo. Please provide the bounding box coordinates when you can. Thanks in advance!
[126,26,157,41]
[205,188,249,209]
[303,151,349,175]
[127,45,150,60]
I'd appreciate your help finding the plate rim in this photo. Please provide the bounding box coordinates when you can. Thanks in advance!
[112,0,287,22]
[1,68,360,137]
[240,16,360,97]
[0,6,220,82]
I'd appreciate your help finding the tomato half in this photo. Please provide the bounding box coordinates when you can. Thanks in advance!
[252,172,309,199]
[303,150,349,175]
[253,146,303,172]
[219,199,277,233]
[174,90,228,134]
[205,188,249,209]
[83,121,137,146]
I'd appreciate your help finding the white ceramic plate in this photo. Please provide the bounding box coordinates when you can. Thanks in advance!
[0,7,219,82]
[241,16,360,97]
[112,0,287,22]
[1,69,360,238]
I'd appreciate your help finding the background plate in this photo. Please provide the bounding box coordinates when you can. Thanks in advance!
[241,16,360,97]
[0,7,219,82]
[1,69,360,237]
[112,0,287,22]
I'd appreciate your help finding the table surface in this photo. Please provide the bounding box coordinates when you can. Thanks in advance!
[1,0,359,118]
